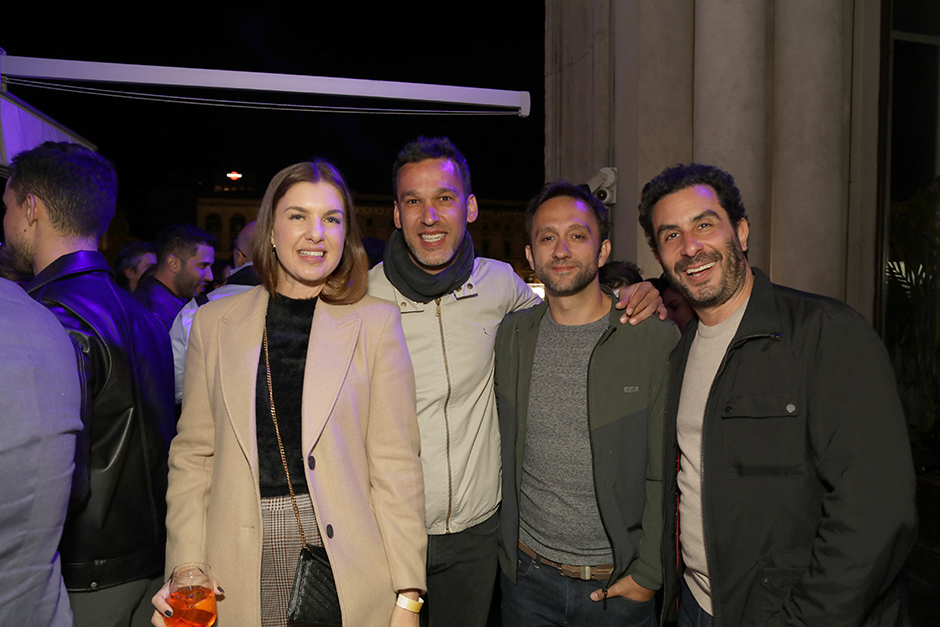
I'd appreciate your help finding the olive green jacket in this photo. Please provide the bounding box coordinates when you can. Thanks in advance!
[494,292,679,590]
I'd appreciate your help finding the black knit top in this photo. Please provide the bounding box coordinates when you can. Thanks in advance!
[256,294,317,498]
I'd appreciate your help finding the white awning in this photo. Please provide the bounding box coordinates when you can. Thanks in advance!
[0,91,94,176]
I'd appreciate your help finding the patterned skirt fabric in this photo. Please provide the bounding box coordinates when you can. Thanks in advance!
[260,494,323,627]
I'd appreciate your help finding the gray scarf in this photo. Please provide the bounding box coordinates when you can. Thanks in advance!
[382,230,475,303]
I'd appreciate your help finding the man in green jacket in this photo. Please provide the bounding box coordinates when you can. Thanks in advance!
[494,181,679,626]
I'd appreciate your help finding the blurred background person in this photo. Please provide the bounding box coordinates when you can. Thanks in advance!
[153,160,426,627]
[599,260,644,299]
[651,276,696,334]
[135,224,215,331]
[170,221,261,405]
[206,257,233,292]
[114,241,156,293]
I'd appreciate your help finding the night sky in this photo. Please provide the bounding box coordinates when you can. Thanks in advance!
[3,5,546,239]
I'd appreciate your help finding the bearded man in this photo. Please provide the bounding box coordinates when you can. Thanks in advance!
[134,224,215,331]
[494,181,677,627]
[639,163,917,627]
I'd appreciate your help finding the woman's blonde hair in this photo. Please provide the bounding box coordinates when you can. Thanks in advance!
[253,160,368,304]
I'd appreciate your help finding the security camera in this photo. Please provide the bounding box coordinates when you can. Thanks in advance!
[584,167,617,205]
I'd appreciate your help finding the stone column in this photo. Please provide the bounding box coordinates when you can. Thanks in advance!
[632,0,694,277]
[545,1,695,270]
[692,0,770,270]
[770,0,848,299]
[544,0,612,184]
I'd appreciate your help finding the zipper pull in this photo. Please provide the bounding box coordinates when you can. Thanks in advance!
[762,333,782,352]
[435,297,441,317]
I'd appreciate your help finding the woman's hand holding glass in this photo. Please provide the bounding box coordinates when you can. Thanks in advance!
[151,562,224,627]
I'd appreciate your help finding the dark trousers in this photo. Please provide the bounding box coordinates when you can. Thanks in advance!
[422,511,499,627]
[68,574,164,627]
[678,578,714,627]
[501,548,656,627]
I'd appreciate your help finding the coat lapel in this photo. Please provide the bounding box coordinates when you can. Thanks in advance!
[218,287,268,473]
[301,301,360,452]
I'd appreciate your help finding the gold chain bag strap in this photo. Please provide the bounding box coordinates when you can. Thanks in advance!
[263,326,342,626]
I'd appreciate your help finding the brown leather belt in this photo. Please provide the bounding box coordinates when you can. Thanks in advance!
[518,540,614,581]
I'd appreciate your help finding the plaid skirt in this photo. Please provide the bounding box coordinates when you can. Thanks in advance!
[260,494,323,627]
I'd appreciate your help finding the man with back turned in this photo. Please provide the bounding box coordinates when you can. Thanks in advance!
[3,141,175,627]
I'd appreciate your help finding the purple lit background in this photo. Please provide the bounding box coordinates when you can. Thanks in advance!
[2,6,545,240]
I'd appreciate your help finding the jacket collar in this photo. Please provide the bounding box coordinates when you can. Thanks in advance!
[139,274,183,302]
[25,250,111,295]
[227,263,261,287]
[391,257,482,313]
[732,267,782,341]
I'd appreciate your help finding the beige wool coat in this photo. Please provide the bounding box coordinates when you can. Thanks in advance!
[165,286,427,626]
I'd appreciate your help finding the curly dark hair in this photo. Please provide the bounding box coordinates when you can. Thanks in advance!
[638,163,746,253]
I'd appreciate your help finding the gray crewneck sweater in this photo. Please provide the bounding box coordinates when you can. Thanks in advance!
[519,312,611,565]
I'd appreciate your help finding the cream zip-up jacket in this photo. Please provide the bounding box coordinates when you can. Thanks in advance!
[369,257,540,535]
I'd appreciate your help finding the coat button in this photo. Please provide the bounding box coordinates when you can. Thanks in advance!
[307,455,315,470]
[786,403,796,413]
[724,405,733,414]
[326,524,334,538]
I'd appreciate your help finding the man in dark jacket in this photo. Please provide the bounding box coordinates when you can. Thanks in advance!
[3,141,175,627]
[494,182,678,626]
[638,163,917,626]
[169,221,259,404]
[134,224,215,331]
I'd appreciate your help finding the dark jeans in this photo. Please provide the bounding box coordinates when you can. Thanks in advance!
[501,548,656,627]
[677,578,714,627]
[421,511,499,627]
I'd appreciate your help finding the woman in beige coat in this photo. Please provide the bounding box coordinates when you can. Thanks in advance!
[152,160,427,627]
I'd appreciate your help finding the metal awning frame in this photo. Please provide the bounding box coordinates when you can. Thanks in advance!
[0,55,531,117]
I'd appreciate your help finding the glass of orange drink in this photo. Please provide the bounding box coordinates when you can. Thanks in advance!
[166,562,217,627]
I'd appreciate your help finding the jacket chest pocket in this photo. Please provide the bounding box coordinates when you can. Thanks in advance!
[720,391,809,478]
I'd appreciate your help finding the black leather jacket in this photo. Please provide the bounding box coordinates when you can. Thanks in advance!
[134,274,185,331]
[27,251,175,591]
